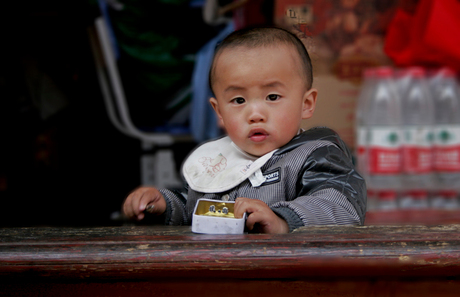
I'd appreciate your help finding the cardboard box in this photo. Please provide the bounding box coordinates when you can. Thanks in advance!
[301,74,361,148]
[275,0,398,150]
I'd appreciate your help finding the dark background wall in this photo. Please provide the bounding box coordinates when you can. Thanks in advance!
[0,1,213,227]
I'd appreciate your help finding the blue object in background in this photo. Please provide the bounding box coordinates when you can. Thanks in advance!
[190,21,234,143]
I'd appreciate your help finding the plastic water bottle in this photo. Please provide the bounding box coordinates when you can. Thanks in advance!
[431,67,460,208]
[377,190,398,211]
[394,67,414,98]
[399,67,434,209]
[364,66,401,210]
[355,68,376,179]
[356,68,377,210]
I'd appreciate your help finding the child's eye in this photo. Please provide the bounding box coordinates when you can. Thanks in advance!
[267,94,280,101]
[232,97,245,104]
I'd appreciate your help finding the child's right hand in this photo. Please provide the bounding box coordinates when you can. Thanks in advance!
[122,187,166,221]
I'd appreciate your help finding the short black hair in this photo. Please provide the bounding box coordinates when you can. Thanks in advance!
[208,26,313,94]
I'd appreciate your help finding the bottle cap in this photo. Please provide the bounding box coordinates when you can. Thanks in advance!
[378,190,397,201]
[436,190,458,198]
[406,66,425,78]
[375,66,393,78]
[394,68,407,78]
[404,190,428,199]
[437,67,456,78]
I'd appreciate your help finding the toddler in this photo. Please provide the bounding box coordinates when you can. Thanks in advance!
[123,26,367,233]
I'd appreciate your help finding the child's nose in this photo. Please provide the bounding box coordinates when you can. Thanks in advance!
[247,103,266,123]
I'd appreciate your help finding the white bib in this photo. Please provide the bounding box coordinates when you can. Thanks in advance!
[182,136,277,193]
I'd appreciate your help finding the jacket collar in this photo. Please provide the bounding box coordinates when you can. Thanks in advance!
[275,127,351,157]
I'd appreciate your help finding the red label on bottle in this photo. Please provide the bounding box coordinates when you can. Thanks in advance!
[402,146,432,173]
[368,147,401,174]
[434,145,460,171]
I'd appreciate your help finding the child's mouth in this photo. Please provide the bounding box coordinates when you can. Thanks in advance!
[249,130,268,142]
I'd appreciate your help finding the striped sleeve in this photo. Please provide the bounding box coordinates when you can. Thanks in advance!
[271,188,361,228]
[271,142,366,229]
[158,188,189,225]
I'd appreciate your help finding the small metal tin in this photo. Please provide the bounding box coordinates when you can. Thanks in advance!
[192,198,246,234]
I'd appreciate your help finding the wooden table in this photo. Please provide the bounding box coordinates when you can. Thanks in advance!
[365,209,460,226]
[1,223,460,296]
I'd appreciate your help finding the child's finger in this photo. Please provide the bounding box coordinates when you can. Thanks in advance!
[140,190,162,212]
[245,212,262,231]
[136,189,160,220]
[235,197,268,216]
[138,190,153,212]
[122,196,134,218]
[234,197,253,218]
[127,192,144,220]
[123,192,138,217]
[123,187,154,220]
[131,191,144,215]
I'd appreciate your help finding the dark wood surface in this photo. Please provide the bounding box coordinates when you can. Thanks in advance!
[365,209,460,226]
[2,221,460,296]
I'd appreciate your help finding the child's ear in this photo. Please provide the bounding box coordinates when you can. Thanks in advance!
[209,97,225,128]
[301,88,317,120]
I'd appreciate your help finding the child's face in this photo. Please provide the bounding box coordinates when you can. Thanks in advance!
[210,44,317,156]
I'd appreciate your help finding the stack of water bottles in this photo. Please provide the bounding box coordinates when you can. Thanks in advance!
[355,66,460,211]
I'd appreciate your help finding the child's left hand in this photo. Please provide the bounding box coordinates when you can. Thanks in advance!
[234,197,289,234]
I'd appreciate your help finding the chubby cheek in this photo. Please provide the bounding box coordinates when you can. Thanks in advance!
[222,116,244,140]
[276,108,301,129]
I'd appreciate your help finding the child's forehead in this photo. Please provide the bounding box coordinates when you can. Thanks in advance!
[213,44,305,79]
[219,43,296,58]
[215,44,301,69]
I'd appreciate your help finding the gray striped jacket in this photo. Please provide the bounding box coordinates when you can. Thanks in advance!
[159,127,367,232]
